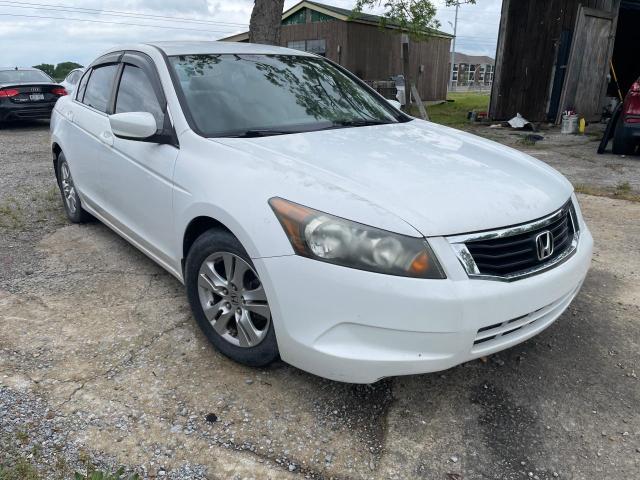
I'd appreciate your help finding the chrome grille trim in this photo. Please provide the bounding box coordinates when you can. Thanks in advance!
[447,200,580,282]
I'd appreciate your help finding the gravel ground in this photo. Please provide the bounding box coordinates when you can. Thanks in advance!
[0,121,639,479]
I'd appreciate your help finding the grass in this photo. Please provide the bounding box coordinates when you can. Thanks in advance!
[0,198,25,230]
[0,185,65,231]
[428,92,490,128]
[575,181,640,203]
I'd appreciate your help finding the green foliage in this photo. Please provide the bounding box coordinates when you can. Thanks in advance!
[54,62,83,81]
[32,63,55,77]
[74,467,140,480]
[352,0,476,39]
[31,62,83,81]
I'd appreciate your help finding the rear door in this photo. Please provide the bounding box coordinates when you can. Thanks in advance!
[64,54,121,209]
[101,52,179,266]
[557,6,617,123]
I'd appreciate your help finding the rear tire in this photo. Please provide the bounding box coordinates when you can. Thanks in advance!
[185,228,279,367]
[56,152,92,223]
[612,118,637,155]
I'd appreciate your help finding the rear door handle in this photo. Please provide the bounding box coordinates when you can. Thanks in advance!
[99,130,114,146]
[66,110,74,122]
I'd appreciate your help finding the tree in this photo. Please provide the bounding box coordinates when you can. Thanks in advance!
[54,62,83,81]
[32,63,55,77]
[249,0,286,45]
[352,0,476,39]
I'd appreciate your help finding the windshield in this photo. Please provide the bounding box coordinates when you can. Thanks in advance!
[168,54,405,137]
[0,69,52,84]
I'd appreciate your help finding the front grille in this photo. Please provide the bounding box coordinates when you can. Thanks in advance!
[464,201,578,277]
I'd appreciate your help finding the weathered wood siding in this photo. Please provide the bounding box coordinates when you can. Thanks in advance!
[344,23,450,101]
[279,20,348,64]
[490,0,620,121]
[278,20,451,101]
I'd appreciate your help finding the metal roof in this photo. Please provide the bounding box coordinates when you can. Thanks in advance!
[220,0,454,42]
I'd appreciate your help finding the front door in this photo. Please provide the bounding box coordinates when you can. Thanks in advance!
[101,53,179,269]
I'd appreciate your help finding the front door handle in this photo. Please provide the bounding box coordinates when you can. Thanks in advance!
[99,130,114,146]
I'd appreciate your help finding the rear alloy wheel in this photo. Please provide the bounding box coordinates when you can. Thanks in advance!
[185,229,279,367]
[57,153,92,223]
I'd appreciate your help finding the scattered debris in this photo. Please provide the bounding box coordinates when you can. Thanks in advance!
[508,113,533,130]
[205,413,218,423]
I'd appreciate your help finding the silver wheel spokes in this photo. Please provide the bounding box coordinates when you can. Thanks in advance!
[60,162,77,214]
[197,252,271,348]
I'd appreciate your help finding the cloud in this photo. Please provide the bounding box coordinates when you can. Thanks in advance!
[0,0,500,68]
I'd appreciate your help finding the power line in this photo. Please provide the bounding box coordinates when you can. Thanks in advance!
[0,12,239,34]
[0,0,248,27]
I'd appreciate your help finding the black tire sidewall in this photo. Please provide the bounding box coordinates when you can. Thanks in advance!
[185,229,279,367]
[612,118,636,155]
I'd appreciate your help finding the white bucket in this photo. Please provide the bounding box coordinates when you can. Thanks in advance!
[561,114,579,134]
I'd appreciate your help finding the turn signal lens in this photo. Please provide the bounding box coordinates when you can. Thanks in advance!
[269,197,446,279]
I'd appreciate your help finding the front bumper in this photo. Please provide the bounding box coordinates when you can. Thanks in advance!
[0,101,56,121]
[255,225,593,383]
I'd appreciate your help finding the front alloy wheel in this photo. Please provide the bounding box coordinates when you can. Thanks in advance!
[185,228,279,367]
[197,252,271,348]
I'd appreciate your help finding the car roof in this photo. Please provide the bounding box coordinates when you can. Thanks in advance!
[101,41,316,58]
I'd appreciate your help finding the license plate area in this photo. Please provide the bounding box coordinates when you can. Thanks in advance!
[29,93,45,101]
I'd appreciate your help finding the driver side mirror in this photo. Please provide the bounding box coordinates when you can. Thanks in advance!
[110,112,158,140]
[109,112,176,146]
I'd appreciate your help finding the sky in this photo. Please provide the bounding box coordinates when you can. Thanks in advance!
[0,0,502,68]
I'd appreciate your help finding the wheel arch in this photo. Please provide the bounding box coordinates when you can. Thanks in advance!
[52,143,62,182]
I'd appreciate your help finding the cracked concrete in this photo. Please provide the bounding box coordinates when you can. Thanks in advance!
[1,122,639,479]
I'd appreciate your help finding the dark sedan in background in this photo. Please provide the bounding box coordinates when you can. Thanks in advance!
[0,67,67,123]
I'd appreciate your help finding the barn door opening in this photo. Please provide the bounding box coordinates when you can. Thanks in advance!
[556,6,616,123]
[608,1,640,98]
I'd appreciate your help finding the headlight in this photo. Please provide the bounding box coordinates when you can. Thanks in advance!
[269,197,445,279]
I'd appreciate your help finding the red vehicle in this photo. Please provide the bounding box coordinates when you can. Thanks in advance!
[600,77,640,155]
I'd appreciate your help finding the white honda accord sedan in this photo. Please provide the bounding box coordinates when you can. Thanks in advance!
[50,41,592,383]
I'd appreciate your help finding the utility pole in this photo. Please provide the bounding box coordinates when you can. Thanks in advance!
[449,1,459,91]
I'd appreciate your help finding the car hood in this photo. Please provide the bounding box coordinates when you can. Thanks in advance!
[214,120,573,237]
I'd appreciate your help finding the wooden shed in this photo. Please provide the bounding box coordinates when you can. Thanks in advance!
[490,0,640,122]
[221,1,453,101]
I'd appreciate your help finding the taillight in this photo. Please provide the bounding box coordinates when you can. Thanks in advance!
[0,88,19,97]
[623,81,640,123]
[52,87,68,96]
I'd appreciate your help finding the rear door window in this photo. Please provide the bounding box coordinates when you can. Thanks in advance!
[82,64,118,113]
[115,65,164,128]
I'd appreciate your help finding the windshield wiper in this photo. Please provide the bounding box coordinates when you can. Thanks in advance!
[230,129,297,138]
[330,119,389,127]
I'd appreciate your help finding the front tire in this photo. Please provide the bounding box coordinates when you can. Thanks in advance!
[57,153,92,223]
[185,229,279,367]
